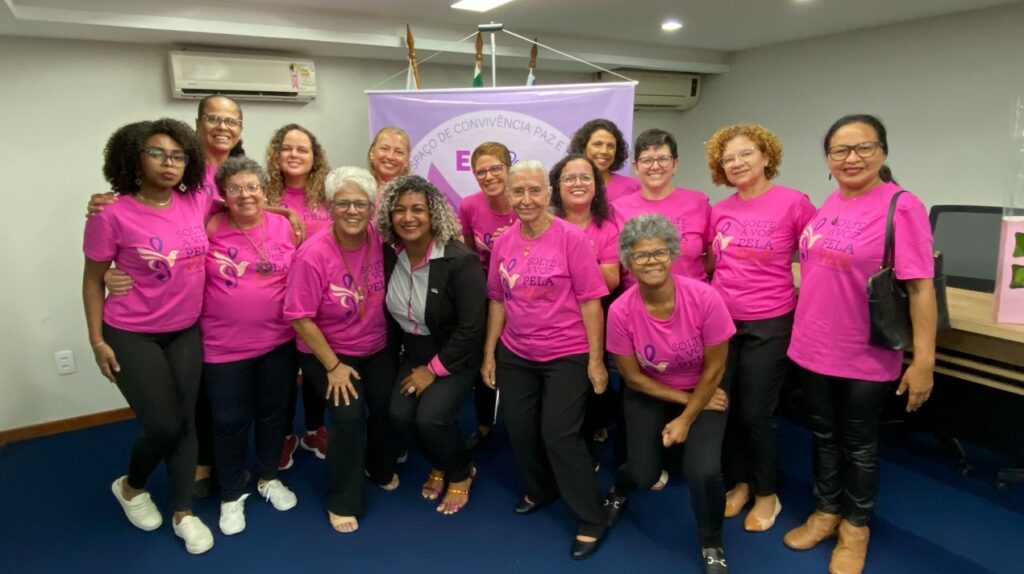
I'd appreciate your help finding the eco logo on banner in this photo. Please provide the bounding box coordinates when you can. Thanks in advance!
[368,83,636,208]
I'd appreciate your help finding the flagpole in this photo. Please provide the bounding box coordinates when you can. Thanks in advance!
[479,22,502,87]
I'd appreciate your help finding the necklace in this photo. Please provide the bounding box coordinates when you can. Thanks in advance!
[333,226,369,319]
[136,192,172,207]
[521,214,552,257]
[233,215,273,275]
[831,194,859,225]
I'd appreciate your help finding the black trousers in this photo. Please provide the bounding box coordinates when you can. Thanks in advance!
[103,322,202,512]
[473,304,498,428]
[497,342,608,538]
[300,349,398,516]
[801,369,890,526]
[615,386,727,548]
[391,335,475,483]
[287,363,325,434]
[722,311,793,496]
[203,342,297,502]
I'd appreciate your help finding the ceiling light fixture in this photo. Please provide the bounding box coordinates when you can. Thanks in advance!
[661,20,683,32]
[451,0,516,12]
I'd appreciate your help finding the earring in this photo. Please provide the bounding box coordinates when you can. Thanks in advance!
[134,175,142,186]
[179,183,187,192]
[827,173,833,181]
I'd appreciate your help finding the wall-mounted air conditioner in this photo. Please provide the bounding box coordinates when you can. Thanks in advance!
[595,69,701,111]
[169,50,317,103]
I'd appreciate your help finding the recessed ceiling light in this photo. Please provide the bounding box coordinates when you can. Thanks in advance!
[451,0,516,12]
[661,20,683,32]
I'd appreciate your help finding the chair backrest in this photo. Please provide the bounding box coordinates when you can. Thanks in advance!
[929,205,1003,292]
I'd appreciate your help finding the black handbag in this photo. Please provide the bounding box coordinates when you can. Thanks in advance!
[866,190,950,350]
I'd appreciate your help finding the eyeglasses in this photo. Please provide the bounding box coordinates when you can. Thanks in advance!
[202,114,242,128]
[474,165,505,179]
[636,155,675,169]
[333,199,371,211]
[628,248,672,264]
[720,148,759,167]
[141,147,189,166]
[827,141,882,161]
[223,184,264,197]
[559,174,595,185]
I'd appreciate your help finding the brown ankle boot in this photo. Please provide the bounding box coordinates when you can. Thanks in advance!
[829,519,869,574]
[783,511,840,550]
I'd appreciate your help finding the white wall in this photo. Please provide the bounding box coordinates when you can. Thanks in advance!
[0,35,592,432]
[671,3,1024,207]
[3,1,1023,431]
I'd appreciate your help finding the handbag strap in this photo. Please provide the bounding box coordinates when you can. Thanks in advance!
[881,190,907,269]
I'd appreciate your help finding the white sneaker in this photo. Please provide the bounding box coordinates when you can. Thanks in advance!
[173,515,215,554]
[111,476,162,531]
[219,493,250,535]
[258,479,297,511]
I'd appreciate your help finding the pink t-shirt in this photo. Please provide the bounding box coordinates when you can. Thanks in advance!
[613,187,711,285]
[607,275,736,391]
[278,187,331,238]
[487,217,609,362]
[604,174,641,204]
[458,191,515,270]
[788,182,934,382]
[578,218,620,265]
[283,227,388,357]
[708,185,817,320]
[83,191,212,333]
[200,213,297,363]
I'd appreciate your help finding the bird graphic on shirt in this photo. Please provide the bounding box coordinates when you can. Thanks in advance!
[499,260,520,290]
[213,251,249,280]
[137,247,178,271]
[330,283,361,308]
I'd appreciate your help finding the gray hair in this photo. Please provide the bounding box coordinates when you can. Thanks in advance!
[507,159,548,184]
[376,175,462,247]
[325,166,377,204]
[214,156,269,197]
[618,214,681,267]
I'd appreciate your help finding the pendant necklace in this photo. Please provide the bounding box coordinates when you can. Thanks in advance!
[333,226,369,319]
[233,215,274,275]
[831,194,858,225]
[136,192,172,207]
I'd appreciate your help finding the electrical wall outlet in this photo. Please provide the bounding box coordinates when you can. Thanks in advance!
[54,350,77,375]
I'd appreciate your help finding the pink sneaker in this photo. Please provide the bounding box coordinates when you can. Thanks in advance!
[300,426,328,459]
[279,434,299,470]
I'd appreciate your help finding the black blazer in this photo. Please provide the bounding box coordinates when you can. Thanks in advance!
[384,239,487,375]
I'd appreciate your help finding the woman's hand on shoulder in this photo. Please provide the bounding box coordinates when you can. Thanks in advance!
[86,192,117,218]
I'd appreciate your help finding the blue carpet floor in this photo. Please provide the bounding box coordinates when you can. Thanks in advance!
[1,409,1022,573]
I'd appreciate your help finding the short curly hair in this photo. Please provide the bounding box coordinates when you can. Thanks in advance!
[214,157,269,198]
[325,166,378,205]
[704,124,783,187]
[618,214,681,268]
[264,124,331,209]
[549,154,610,225]
[102,118,206,195]
[376,175,462,247]
[568,118,629,172]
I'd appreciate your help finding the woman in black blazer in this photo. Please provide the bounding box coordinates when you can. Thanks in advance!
[379,175,487,516]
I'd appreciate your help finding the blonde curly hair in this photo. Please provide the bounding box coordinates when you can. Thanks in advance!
[704,124,783,187]
[376,175,462,247]
[264,124,331,209]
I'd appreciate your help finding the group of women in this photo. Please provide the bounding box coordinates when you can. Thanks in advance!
[82,95,937,574]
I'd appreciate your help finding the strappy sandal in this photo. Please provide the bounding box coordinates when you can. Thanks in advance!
[421,470,445,501]
[437,466,476,516]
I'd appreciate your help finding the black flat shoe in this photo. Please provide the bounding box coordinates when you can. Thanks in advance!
[603,491,628,526]
[514,495,551,515]
[570,536,603,561]
[702,547,729,573]
[465,428,491,451]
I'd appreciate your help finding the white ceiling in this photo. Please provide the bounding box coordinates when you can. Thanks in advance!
[2,0,1020,74]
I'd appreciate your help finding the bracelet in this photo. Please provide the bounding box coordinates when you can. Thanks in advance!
[92,341,108,349]
[326,359,342,373]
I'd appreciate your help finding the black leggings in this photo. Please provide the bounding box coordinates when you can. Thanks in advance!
[300,349,398,516]
[497,342,608,538]
[615,386,727,548]
[722,311,792,496]
[287,364,325,434]
[203,342,298,502]
[103,322,202,512]
[801,369,890,526]
[390,335,475,483]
